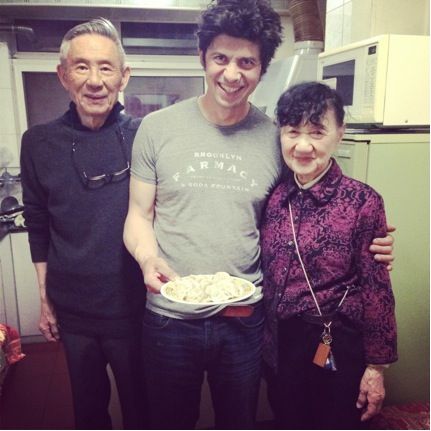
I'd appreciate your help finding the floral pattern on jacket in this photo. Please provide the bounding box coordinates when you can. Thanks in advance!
[260,159,397,370]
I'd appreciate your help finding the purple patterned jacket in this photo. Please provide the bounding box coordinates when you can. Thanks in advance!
[260,159,397,370]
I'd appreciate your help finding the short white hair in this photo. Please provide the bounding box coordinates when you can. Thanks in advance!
[59,17,126,68]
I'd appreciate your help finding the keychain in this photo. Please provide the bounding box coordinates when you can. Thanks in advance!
[313,322,337,371]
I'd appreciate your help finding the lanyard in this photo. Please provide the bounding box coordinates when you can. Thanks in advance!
[288,199,351,371]
[287,200,350,318]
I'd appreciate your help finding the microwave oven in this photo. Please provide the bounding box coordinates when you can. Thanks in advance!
[317,34,429,127]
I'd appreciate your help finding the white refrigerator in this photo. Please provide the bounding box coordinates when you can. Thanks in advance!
[334,130,430,405]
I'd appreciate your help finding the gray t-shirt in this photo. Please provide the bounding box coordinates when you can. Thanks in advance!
[131,97,281,318]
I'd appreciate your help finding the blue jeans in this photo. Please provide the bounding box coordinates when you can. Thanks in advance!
[142,302,264,429]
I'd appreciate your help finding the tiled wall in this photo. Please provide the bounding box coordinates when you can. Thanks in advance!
[325,0,430,51]
[0,43,20,171]
[325,0,353,49]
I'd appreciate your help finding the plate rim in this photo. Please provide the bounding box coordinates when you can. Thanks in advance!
[160,275,256,306]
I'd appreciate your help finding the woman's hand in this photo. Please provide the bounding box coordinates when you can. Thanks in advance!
[356,365,386,421]
[370,224,396,271]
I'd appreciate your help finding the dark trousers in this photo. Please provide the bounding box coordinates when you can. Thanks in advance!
[141,303,265,430]
[60,328,146,430]
[266,316,366,430]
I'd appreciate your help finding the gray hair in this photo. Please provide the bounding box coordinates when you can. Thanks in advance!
[59,17,126,68]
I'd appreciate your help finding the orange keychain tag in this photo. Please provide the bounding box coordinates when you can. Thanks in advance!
[313,342,331,367]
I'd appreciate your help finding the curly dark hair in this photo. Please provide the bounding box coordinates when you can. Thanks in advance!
[196,0,283,75]
[276,82,345,127]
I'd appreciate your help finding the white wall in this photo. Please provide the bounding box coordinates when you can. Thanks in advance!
[325,0,430,50]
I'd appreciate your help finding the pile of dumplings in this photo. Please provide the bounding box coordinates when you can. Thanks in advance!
[163,271,255,304]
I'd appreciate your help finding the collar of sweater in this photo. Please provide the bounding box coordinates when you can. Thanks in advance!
[282,158,344,206]
[64,101,125,131]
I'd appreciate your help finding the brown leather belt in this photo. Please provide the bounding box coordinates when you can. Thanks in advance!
[219,305,254,317]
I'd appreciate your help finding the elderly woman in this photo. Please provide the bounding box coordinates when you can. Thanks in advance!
[260,82,397,430]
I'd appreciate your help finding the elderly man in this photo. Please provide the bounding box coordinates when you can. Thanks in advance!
[20,18,145,429]
[123,0,395,429]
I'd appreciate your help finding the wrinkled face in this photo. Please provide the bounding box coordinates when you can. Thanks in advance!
[200,34,262,120]
[280,109,345,184]
[57,34,130,129]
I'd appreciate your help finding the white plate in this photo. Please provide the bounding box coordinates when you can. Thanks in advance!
[160,275,256,306]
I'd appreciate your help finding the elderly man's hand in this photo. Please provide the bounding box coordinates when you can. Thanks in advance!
[39,299,60,342]
[356,366,386,421]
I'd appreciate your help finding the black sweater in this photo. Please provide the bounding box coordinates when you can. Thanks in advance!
[20,102,145,335]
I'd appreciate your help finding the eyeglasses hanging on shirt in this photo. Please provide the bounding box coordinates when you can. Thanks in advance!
[71,124,130,189]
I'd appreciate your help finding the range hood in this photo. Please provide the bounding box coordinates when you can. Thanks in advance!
[250,0,324,118]
[251,40,323,118]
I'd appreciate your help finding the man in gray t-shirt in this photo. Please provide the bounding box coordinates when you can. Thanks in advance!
[124,1,394,429]
[124,3,283,428]
[131,97,281,320]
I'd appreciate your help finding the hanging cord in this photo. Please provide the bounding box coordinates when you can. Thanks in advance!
[288,200,349,318]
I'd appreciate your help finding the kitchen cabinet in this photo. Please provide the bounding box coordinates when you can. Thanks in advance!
[10,232,40,338]
[0,234,18,329]
[0,232,41,341]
